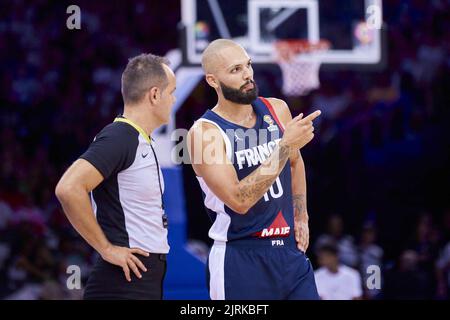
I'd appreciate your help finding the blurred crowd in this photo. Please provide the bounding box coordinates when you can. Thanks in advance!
[0,0,449,299]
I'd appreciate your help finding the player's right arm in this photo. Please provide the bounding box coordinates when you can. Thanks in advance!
[187,110,321,214]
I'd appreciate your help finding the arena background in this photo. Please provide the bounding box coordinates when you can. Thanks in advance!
[0,0,449,300]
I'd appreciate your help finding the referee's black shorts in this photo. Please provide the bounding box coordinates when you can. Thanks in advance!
[83,253,167,300]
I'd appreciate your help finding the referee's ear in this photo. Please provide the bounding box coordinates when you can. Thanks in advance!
[148,86,161,105]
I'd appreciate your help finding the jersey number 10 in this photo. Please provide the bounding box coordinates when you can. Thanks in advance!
[263,177,284,202]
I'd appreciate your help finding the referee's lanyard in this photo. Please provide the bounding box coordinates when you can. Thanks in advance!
[114,117,168,229]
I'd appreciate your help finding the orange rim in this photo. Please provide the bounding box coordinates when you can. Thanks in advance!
[275,39,330,60]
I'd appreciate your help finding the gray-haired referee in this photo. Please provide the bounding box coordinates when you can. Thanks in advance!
[55,53,176,300]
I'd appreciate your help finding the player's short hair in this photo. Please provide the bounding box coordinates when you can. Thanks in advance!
[121,53,170,105]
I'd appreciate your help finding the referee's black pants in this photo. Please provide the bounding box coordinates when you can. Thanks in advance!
[83,253,167,300]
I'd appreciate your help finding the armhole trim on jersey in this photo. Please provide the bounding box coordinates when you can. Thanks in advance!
[259,97,285,132]
[195,118,233,161]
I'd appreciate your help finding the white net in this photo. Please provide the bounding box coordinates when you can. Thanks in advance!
[275,40,330,96]
[278,57,322,96]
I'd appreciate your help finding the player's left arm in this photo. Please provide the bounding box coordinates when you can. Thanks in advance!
[267,98,310,253]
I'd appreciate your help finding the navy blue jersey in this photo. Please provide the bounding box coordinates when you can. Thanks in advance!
[196,97,294,242]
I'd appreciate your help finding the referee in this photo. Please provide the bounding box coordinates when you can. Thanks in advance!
[55,53,176,299]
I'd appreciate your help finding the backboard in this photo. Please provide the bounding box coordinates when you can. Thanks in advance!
[181,0,384,65]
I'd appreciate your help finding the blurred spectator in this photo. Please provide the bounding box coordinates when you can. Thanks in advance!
[314,243,363,300]
[435,242,450,300]
[315,214,359,268]
[311,81,351,143]
[358,222,383,299]
[5,231,57,299]
[383,249,434,299]
[0,200,12,230]
[407,213,441,292]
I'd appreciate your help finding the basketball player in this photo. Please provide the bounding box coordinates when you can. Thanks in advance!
[55,54,176,299]
[187,39,321,299]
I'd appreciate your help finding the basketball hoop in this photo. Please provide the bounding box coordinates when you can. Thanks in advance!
[274,39,330,96]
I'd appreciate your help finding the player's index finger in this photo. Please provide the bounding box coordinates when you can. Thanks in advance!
[303,110,322,122]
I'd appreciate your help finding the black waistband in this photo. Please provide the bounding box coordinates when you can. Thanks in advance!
[147,253,167,261]
[127,253,167,262]
[224,236,297,248]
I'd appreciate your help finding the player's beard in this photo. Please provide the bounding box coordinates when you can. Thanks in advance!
[220,80,259,105]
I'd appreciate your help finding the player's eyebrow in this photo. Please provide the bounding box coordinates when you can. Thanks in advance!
[227,59,252,71]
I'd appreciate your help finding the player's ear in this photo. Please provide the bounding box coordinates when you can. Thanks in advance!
[148,86,161,105]
[205,74,219,89]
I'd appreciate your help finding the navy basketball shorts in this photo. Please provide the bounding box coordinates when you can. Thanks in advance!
[206,237,319,300]
[83,253,167,300]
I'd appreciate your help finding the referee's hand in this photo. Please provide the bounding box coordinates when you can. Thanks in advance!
[101,245,149,282]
